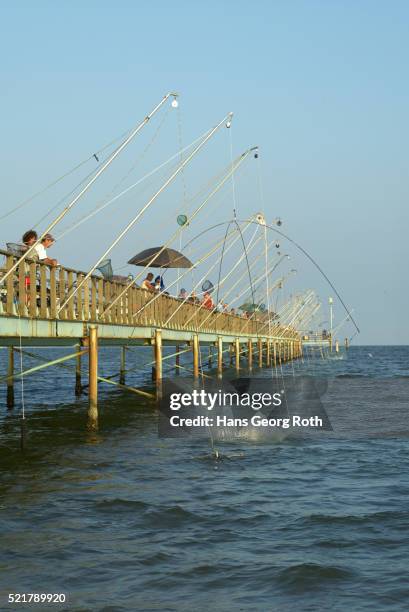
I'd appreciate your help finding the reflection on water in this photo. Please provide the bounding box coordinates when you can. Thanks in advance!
[0,346,409,610]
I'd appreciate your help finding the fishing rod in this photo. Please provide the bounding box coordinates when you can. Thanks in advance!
[101,145,257,318]
[237,270,297,335]
[1,92,179,286]
[182,229,265,329]
[56,125,221,241]
[203,251,292,332]
[58,111,234,313]
[161,221,255,328]
[258,291,316,337]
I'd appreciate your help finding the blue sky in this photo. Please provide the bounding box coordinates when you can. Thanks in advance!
[1,0,408,344]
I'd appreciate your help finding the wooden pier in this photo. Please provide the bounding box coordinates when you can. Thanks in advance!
[0,250,304,428]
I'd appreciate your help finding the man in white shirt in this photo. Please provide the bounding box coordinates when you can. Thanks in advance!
[35,234,58,267]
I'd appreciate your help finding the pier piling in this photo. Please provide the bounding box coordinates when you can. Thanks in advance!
[7,347,14,409]
[119,346,126,385]
[247,339,253,371]
[217,337,223,378]
[235,338,240,372]
[75,345,83,397]
[258,338,262,368]
[87,325,98,431]
[154,329,162,399]
[193,335,200,379]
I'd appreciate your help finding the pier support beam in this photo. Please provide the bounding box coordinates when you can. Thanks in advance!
[88,325,98,431]
[247,339,253,371]
[75,346,82,397]
[175,345,180,375]
[7,347,14,409]
[266,340,270,367]
[217,337,223,379]
[258,338,262,368]
[208,345,213,368]
[119,346,126,385]
[235,338,240,373]
[273,342,277,368]
[154,329,162,399]
[193,334,200,379]
[345,337,349,350]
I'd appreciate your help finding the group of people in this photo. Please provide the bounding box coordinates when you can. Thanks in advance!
[21,230,58,267]
[13,238,254,320]
[139,273,253,317]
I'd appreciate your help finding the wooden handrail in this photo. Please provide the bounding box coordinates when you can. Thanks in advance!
[0,250,299,339]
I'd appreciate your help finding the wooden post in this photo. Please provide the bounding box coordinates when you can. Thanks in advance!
[193,334,200,379]
[120,346,126,385]
[273,342,277,367]
[247,339,253,371]
[290,341,294,361]
[335,340,339,353]
[266,340,270,367]
[235,338,240,372]
[217,337,223,379]
[88,325,98,431]
[75,346,82,397]
[175,344,180,375]
[208,345,213,368]
[258,338,262,368]
[7,347,14,409]
[345,337,349,350]
[155,329,162,398]
[229,343,233,366]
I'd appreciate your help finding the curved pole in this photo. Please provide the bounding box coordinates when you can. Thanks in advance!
[180,218,360,336]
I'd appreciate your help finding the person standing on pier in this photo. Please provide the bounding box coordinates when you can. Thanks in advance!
[34,233,58,267]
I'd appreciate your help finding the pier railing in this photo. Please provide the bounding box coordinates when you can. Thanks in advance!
[0,250,298,338]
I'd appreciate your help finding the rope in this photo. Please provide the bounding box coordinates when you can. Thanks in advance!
[0,127,135,222]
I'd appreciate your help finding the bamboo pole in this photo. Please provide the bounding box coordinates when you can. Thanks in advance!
[0,349,86,383]
[7,347,14,409]
[88,325,98,431]
[97,376,154,399]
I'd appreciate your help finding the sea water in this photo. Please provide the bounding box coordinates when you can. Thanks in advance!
[0,346,408,611]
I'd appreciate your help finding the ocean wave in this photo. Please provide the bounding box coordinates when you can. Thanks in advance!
[277,562,354,590]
